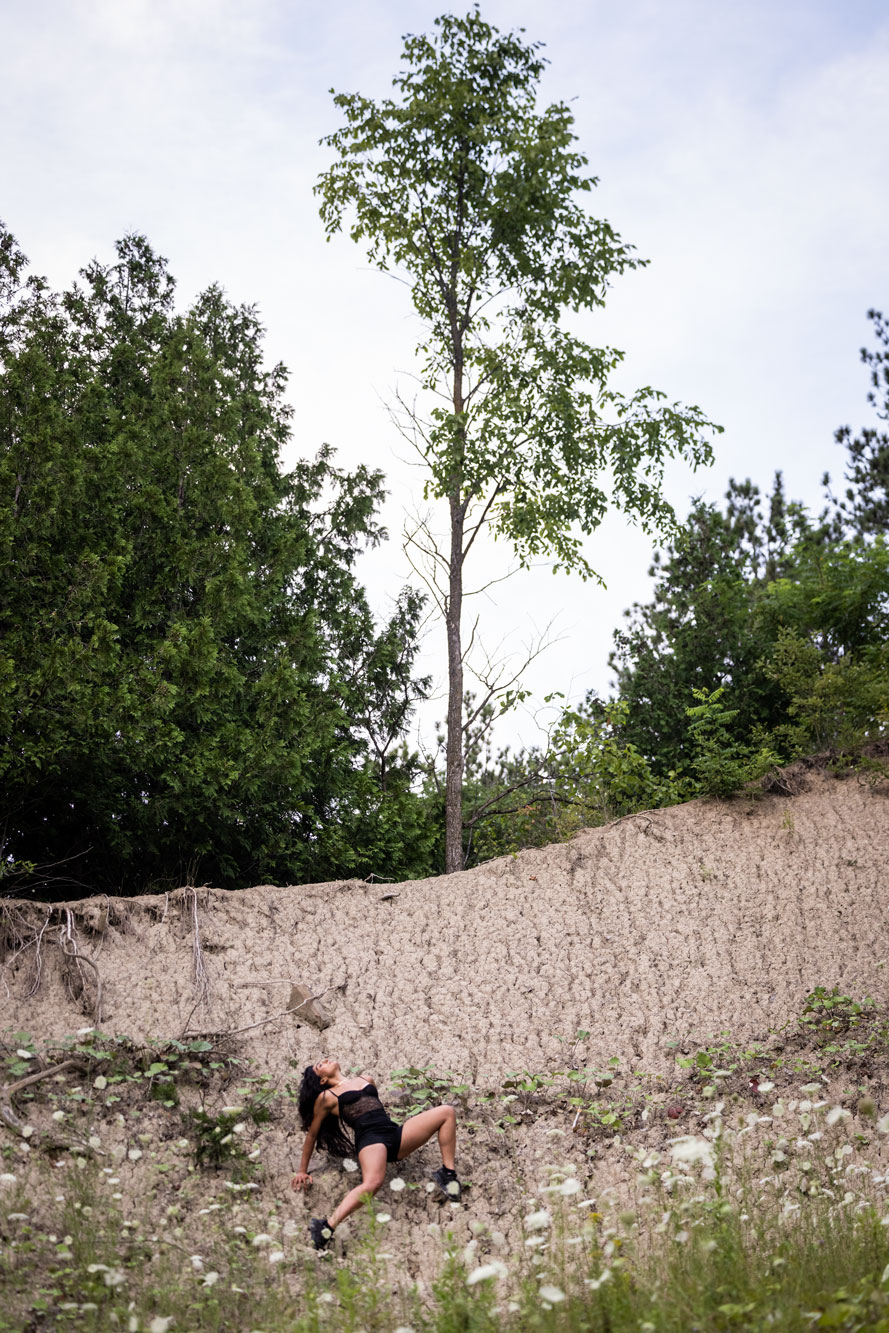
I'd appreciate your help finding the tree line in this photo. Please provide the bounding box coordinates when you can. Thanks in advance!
[2,10,886,897]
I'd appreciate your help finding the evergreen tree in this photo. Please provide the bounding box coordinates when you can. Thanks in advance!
[0,226,430,897]
[831,309,889,539]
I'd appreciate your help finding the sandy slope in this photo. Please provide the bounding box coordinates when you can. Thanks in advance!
[4,772,887,1083]
[3,770,889,1283]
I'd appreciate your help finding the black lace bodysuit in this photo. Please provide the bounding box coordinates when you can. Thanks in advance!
[335,1083,403,1162]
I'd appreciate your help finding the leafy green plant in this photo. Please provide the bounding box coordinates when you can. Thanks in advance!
[187,1107,253,1173]
[800,986,875,1036]
[388,1066,469,1123]
[686,686,780,798]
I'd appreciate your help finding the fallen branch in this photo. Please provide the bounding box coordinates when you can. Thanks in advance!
[183,983,345,1040]
[0,1057,101,1156]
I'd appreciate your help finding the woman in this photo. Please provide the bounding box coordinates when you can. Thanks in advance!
[291,1057,461,1249]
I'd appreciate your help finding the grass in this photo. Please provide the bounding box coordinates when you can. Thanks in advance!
[4,997,889,1331]
[2,1141,889,1331]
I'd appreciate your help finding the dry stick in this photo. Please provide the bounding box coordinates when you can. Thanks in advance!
[178,998,203,1040]
[5,1058,83,1099]
[183,984,345,1040]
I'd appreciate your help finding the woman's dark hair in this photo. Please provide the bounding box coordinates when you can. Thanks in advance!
[298,1066,353,1158]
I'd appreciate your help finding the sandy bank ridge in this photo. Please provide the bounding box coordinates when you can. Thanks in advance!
[3,772,887,1085]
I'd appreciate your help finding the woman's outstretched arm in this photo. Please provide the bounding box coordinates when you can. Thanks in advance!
[292,1092,334,1190]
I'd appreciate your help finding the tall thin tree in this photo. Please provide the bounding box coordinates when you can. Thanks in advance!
[318,9,720,870]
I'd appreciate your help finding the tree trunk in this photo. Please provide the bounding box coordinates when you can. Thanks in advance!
[444,492,464,873]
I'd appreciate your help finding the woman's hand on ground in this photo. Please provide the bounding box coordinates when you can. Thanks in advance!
[291,1171,312,1191]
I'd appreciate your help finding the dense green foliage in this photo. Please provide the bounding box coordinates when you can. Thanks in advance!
[0,226,433,897]
[318,8,719,870]
[449,315,889,863]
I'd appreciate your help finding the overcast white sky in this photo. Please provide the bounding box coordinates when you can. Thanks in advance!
[4,0,889,750]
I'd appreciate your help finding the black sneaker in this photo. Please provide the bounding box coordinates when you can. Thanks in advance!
[309,1217,334,1250]
[431,1166,462,1201]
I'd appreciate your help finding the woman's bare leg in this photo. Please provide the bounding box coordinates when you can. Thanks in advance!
[327,1144,387,1228]
[397,1105,456,1168]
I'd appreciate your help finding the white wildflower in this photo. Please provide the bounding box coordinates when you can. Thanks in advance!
[342,1158,358,1173]
[190,1255,204,1271]
[757,1080,775,1093]
[148,1319,173,1333]
[251,1234,272,1248]
[0,1173,17,1187]
[128,1148,142,1161]
[876,1113,889,1135]
[376,1213,391,1223]
[221,1106,243,1116]
[670,1137,714,1167]
[268,1251,285,1265]
[827,1106,851,1127]
[94,1076,108,1090]
[466,1261,508,1285]
[586,1269,612,1291]
[389,1178,406,1192]
[524,1209,551,1231]
[88,1136,102,1150]
[201,1272,220,1287]
[539,1284,566,1304]
[103,1268,126,1288]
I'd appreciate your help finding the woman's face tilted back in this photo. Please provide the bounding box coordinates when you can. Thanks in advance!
[313,1058,340,1086]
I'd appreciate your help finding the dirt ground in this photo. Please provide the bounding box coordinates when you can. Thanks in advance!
[2,770,889,1282]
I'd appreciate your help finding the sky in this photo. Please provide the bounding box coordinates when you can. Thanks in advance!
[3,0,889,751]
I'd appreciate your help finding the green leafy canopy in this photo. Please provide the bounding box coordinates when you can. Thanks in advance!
[0,226,432,895]
[316,7,721,577]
